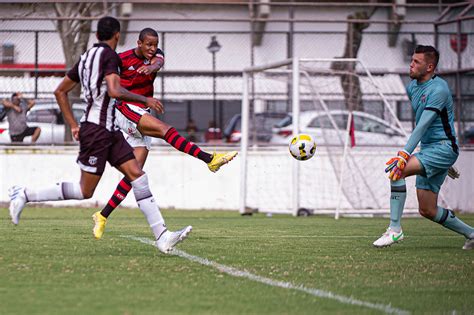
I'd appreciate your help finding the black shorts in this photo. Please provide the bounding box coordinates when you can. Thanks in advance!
[10,126,39,142]
[77,122,135,175]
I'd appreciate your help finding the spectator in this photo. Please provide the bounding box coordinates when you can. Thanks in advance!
[205,120,222,142]
[2,93,41,143]
[185,118,198,142]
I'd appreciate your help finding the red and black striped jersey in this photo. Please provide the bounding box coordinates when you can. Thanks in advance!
[118,48,164,108]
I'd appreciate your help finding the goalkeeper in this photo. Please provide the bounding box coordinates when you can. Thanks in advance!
[373,45,473,250]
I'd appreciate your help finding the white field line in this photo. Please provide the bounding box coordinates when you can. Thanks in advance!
[165,235,459,239]
[121,235,410,315]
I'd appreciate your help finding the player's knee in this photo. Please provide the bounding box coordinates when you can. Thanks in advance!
[418,206,436,219]
[81,189,94,199]
[156,122,171,138]
[81,185,95,199]
[128,169,145,181]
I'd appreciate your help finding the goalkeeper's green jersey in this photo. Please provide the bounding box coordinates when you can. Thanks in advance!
[405,75,458,153]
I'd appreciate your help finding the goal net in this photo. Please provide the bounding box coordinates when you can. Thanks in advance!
[240,58,426,217]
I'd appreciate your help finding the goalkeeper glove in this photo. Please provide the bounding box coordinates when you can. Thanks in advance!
[385,150,410,181]
[448,166,460,180]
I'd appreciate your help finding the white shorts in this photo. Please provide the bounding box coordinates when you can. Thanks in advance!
[115,103,152,150]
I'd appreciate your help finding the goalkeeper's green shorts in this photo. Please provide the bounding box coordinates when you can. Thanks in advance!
[414,141,459,193]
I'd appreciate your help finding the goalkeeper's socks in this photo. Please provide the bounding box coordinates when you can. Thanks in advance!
[100,177,132,218]
[164,127,213,163]
[388,179,406,232]
[432,207,474,238]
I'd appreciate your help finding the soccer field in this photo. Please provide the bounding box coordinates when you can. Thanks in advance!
[1,207,473,314]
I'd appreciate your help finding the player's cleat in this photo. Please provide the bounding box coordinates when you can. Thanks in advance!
[8,186,27,225]
[373,227,404,248]
[207,151,238,173]
[462,237,474,250]
[92,211,107,240]
[156,225,192,254]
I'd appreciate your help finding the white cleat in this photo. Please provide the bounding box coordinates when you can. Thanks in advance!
[156,225,192,254]
[373,227,404,248]
[8,186,27,225]
[462,237,474,250]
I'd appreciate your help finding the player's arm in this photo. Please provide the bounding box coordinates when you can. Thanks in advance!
[403,110,439,154]
[137,49,164,75]
[385,87,448,180]
[105,73,164,113]
[54,76,80,140]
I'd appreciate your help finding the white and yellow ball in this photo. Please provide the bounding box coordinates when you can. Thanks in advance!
[289,134,316,161]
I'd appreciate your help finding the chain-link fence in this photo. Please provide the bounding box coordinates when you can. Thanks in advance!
[0,7,473,144]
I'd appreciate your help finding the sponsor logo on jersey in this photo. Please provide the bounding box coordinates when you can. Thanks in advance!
[421,94,427,104]
[128,65,135,71]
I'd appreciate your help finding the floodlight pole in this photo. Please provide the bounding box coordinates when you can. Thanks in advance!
[207,36,221,129]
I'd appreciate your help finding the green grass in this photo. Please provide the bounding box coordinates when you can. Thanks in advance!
[1,207,473,315]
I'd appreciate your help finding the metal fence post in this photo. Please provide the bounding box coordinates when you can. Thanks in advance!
[34,31,39,98]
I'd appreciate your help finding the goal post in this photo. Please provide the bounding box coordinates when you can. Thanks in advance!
[239,58,449,217]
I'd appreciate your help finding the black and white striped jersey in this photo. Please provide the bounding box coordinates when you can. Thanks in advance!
[67,43,122,131]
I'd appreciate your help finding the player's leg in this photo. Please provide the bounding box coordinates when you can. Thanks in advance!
[417,187,474,249]
[92,147,149,239]
[9,123,115,225]
[109,132,191,253]
[116,158,192,253]
[138,112,237,172]
[414,142,473,249]
[8,170,95,225]
[373,156,423,247]
[92,111,153,239]
[101,147,148,218]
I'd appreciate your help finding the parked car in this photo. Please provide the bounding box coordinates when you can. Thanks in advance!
[271,110,406,146]
[0,100,86,144]
[0,121,9,143]
[223,112,291,143]
[463,126,474,144]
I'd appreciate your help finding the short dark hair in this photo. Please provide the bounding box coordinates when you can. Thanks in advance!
[97,16,121,41]
[11,93,18,99]
[414,45,439,68]
[139,28,158,41]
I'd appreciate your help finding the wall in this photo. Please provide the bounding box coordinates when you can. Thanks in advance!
[1,146,473,213]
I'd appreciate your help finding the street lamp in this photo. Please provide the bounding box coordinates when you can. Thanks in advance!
[207,36,221,131]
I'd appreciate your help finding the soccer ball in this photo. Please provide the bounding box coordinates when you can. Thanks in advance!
[289,134,316,161]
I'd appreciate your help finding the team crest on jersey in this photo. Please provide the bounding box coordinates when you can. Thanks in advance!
[89,156,98,165]
[128,127,134,135]
[421,94,427,103]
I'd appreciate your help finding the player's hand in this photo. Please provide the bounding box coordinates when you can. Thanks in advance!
[71,125,80,141]
[448,166,460,180]
[137,65,153,76]
[146,97,164,114]
[385,150,410,181]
